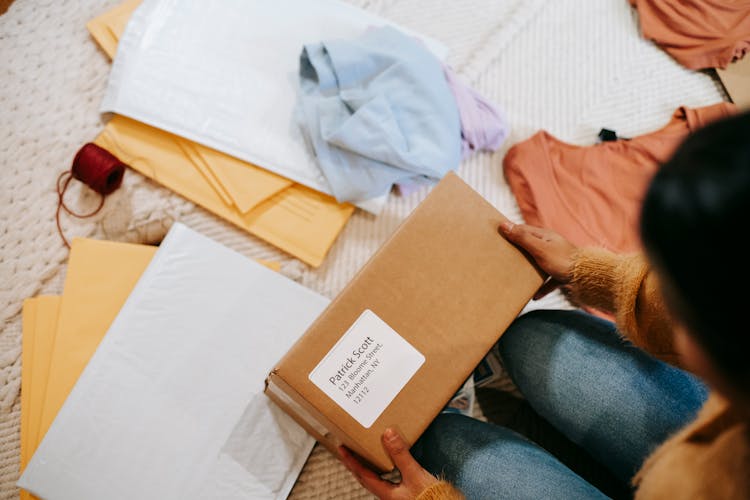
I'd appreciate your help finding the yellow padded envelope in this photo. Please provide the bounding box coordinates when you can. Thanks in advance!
[21,296,61,500]
[173,138,295,214]
[88,0,294,213]
[95,117,354,267]
[22,241,281,500]
[37,240,156,441]
[22,247,280,465]
[87,2,353,266]
[175,138,235,207]
[190,143,293,214]
[20,299,36,476]
[85,0,140,59]
[87,0,304,215]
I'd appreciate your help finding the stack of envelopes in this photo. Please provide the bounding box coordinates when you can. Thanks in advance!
[20,239,159,500]
[86,0,355,268]
[19,225,330,499]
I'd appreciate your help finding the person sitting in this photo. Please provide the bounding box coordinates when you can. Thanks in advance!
[339,109,750,499]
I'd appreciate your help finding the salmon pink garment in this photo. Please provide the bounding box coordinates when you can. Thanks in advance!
[503,103,735,254]
[630,0,750,69]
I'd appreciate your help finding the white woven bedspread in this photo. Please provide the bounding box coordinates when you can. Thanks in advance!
[0,0,725,497]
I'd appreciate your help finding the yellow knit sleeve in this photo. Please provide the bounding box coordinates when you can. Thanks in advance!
[567,247,680,366]
[414,480,465,500]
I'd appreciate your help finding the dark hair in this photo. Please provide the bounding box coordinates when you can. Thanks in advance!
[640,109,750,393]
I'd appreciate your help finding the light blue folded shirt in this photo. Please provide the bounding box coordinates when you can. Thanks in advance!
[297,26,461,203]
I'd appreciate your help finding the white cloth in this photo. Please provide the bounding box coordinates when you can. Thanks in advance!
[18,223,329,500]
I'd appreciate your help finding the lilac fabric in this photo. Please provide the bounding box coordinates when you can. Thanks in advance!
[444,67,509,158]
[394,175,432,197]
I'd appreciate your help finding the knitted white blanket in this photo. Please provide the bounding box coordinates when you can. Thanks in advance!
[0,0,724,497]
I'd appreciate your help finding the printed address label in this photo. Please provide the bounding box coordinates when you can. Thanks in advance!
[308,309,425,428]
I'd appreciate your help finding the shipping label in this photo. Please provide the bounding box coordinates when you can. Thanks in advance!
[308,309,425,428]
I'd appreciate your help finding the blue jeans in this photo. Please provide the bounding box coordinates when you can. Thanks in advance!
[413,310,708,499]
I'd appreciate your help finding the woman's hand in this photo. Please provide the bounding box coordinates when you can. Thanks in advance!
[339,428,438,500]
[499,221,579,299]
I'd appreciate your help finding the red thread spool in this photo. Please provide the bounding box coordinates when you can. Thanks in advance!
[56,143,127,247]
[71,143,125,195]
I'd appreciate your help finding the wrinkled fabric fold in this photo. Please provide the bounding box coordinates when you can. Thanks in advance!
[630,0,750,69]
[297,26,461,203]
[443,67,509,158]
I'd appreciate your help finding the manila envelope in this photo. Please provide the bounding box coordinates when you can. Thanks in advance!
[21,239,281,500]
[37,240,157,444]
[18,225,321,500]
[21,238,281,499]
[88,1,354,267]
[95,117,353,267]
[35,240,281,448]
[21,296,61,500]
[87,0,294,213]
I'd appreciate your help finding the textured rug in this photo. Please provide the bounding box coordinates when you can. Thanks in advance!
[0,0,726,498]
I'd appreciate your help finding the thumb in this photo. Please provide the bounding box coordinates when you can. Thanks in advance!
[499,221,539,250]
[499,221,546,261]
[499,221,520,242]
[382,428,421,477]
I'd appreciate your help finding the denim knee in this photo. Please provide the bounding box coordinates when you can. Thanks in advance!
[498,310,580,370]
[415,413,534,478]
[414,413,611,500]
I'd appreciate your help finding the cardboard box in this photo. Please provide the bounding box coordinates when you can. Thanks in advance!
[717,57,750,111]
[265,172,544,472]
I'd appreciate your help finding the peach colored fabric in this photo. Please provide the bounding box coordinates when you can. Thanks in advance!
[630,0,750,70]
[503,103,736,253]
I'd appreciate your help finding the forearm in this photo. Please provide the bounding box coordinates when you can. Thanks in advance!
[567,248,680,365]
